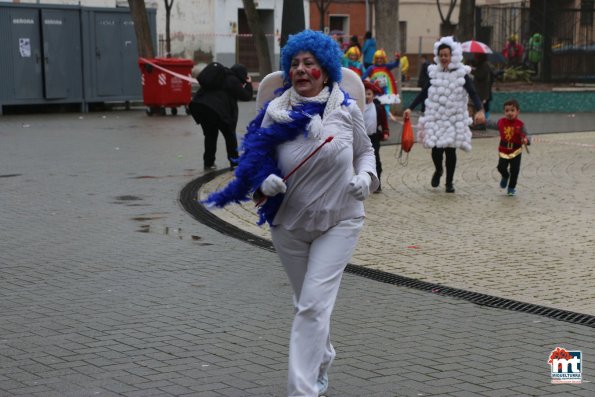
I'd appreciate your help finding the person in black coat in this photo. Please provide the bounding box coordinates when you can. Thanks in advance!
[190,63,253,170]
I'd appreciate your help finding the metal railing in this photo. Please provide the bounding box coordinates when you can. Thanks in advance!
[477,1,595,82]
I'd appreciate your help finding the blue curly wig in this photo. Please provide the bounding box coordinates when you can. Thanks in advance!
[281,30,343,84]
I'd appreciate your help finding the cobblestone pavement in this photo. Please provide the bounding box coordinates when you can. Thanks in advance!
[203,127,595,316]
[0,108,593,397]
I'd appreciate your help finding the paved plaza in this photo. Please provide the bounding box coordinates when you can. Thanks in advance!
[204,115,595,316]
[0,104,594,396]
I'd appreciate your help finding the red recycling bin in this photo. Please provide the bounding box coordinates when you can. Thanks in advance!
[138,57,194,116]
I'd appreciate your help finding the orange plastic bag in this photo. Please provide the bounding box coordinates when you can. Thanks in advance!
[401,116,414,153]
[398,116,414,165]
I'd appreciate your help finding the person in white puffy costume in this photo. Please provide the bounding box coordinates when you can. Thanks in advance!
[404,36,485,193]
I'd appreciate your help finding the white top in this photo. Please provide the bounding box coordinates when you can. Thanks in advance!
[262,100,379,232]
[363,101,377,136]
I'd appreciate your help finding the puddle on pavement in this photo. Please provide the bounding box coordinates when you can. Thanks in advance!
[130,174,195,179]
[137,224,150,233]
[113,195,148,206]
[131,215,165,222]
[115,195,142,201]
[131,212,211,244]
[134,222,212,245]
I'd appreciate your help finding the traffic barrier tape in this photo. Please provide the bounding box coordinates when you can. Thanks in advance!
[139,57,197,84]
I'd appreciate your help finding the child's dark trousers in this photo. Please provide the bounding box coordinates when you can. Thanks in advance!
[497,154,522,189]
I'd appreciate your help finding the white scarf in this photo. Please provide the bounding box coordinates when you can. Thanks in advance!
[266,83,345,124]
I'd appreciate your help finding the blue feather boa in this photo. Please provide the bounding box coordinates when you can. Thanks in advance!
[204,89,350,226]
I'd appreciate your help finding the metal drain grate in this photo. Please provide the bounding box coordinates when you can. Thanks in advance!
[181,172,595,329]
[344,265,595,327]
[180,170,276,252]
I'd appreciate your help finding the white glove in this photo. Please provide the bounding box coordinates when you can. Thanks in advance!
[306,114,324,139]
[260,174,287,197]
[348,172,372,201]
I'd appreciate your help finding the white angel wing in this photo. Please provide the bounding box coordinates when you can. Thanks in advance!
[339,67,365,112]
[255,71,284,112]
[255,67,365,112]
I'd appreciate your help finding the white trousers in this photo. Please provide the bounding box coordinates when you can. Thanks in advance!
[271,217,364,397]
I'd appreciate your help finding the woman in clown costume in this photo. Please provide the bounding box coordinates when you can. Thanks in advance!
[205,30,378,396]
[362,49,400,120]
[404,36,485,193]
[341,45,365,76]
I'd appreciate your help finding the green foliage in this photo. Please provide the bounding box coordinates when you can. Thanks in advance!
[503,66,535,83]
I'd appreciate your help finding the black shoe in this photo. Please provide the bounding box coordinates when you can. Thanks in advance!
[431,171,442,188]
[204,164,217,171]
[445,184,455,193]
[499,176,508,189]
[229,157,239,170]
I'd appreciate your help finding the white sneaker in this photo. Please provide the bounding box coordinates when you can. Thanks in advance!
[317,347,334,396]
[316,373,328,396]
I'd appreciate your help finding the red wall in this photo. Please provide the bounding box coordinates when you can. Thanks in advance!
[309,1,368,42]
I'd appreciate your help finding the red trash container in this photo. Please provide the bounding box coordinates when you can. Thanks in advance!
[138,57,194,116]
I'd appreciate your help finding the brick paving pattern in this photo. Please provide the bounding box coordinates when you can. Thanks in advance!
[0,107,593,396]
[205,128,595,315]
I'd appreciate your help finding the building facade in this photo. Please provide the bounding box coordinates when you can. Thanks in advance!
[4,0,309,71]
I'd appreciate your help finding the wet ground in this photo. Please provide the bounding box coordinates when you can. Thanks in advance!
[0,107,593,396]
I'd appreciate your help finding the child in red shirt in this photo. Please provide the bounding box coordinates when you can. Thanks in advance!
[487,99,530,196]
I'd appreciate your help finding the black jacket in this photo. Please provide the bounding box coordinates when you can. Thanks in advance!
[417,61,430,88]
[190,65,253,128]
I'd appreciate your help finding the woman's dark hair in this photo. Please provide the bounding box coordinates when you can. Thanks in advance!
[364,31,372,40]
[475,53,487,63]
[350,35,361,48]
[437,43,452,53]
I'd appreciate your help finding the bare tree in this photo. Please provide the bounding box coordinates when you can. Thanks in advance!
[437,0,458,37]
[127,0,154,58]
[241,0,273,77]
[164,0,174,57]
[374,0,400,55]
[311,0,334,30]
[455,0,475,42]
[280,0,305,47]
